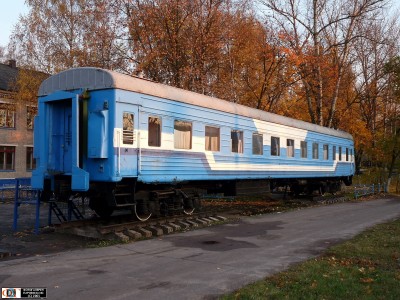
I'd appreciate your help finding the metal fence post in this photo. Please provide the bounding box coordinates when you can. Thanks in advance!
[34,191,40,234]
[48,199,53,226]
[12,179,20,231]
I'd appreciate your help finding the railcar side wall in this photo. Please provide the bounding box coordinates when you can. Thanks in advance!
[32,84,354,191]
[108,89,354,184]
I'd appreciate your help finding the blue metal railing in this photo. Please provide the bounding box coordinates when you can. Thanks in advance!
[0,178,19,203]
[0,178,41,234]
[354,183,387,200]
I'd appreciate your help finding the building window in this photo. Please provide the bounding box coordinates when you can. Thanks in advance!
[0,103,16,128]
[287,139,294,157]
[312,143,319,159]
[148,116,161,147]
[27,106,37,130]
[271,137,280,156]
[252,133,263,155]
[205,126,220,152]
[301,141,307,158]
[26,147,36,170]
[333,146,336,160]
[339,146,342,161]
[174,120,192,149]
[323,144,329,160]
[122,112,134,145]
[0,146,15,170]
[231,130,243,153]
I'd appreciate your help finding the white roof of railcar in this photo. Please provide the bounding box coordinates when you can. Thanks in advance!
[39,67,353,141]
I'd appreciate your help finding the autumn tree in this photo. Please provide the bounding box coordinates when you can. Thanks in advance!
[124,0,235,93]
[11,68,49,104]
[370,56,400,188]
[260,0,388,127]
[8,0,128,74]
[213,17,296,112]
[123,0,293,111]
[351,12,400,175]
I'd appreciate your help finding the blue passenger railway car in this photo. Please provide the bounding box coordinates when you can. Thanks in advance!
[32,67,355,219]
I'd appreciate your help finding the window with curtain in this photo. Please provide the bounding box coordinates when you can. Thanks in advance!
[287,139,294,157]
[312,142,319,159]
[123,112,134,145]
[0,146,15,170]
[148,116,161,147]
[174,120,192,149]
[301,141,307,158]
[231,130,243,153]
[252,133,263,155]
[271,136,280,156]
[205,126,220,151]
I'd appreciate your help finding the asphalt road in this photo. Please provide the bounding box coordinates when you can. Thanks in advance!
[1,197,400,300]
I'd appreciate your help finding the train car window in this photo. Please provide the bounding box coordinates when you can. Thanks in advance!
[122,112,134,145]
[301,141,307,158]
[148,116,161,147]
[252,133,263,155]
[231,130,243,153]
[351,149,353,161]
[346,148,349,161]
[312,143,319,159]
[205,126,220,152]
[271,136,280,156]
[323,144,329,160]
[339,146,342,161]
[287,139,294,157]
[174,120,192,149]
[333,146,336,160]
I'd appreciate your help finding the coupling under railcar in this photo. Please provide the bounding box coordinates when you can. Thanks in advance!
[32,67,355,219]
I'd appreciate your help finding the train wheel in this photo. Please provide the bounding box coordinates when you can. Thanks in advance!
[89,197,114,219]
[183,198,195,215]
[92,205,114,219]
[133,200,152,221]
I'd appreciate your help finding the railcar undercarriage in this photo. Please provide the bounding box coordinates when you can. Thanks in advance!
[41,176,352,220]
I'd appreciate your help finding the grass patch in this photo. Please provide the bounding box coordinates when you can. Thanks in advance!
[222,218,400,300]
[87,239,122,248]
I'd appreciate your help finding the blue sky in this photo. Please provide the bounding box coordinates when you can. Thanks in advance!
[0,0,29,47]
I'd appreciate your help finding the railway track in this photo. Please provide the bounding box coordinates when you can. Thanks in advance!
[53,193,350,241]
[55,212,228,241]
